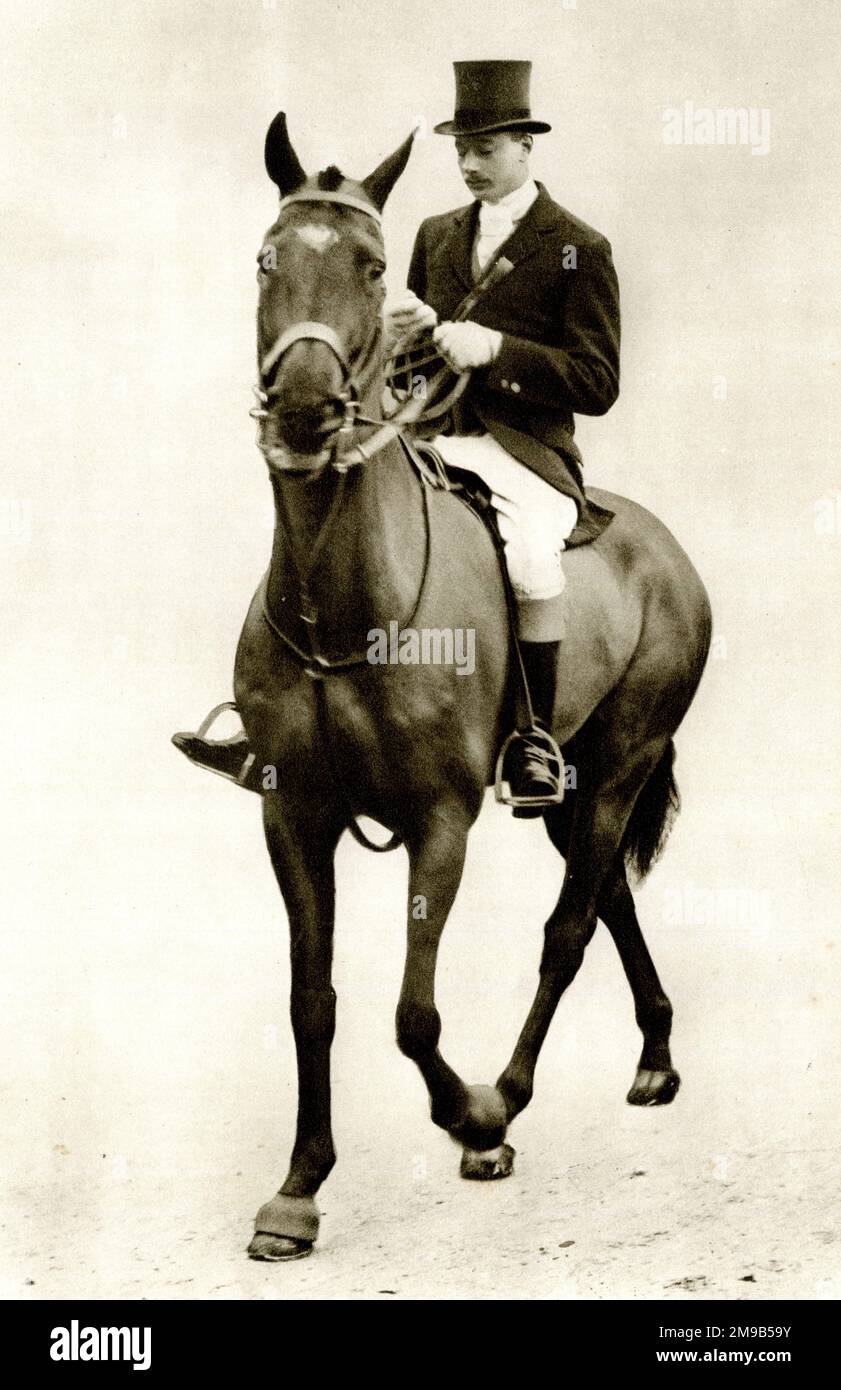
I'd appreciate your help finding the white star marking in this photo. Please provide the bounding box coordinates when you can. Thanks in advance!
[295,224,339,253]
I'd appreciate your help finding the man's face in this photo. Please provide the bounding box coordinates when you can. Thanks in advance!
[455,132,531,203]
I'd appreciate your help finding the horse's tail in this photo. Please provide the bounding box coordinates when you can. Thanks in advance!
[622,740,680,882]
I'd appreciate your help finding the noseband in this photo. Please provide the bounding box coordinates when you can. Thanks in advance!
[260,319,350,383]
[251,314,380,475]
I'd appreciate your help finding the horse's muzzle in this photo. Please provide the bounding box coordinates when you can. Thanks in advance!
[272,396,347,456]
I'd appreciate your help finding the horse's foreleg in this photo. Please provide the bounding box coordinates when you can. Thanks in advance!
[248,795,344,1262]
[397,816,511,1173]
[597,863,680,1106]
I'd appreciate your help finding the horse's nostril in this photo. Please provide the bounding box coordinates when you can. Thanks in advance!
[275,401,343,455]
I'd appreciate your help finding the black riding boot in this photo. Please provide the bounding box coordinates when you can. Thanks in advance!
[509,640,563,818]
[171,704,258,791]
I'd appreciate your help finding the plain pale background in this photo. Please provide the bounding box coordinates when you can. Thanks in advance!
[1,0,839,1299]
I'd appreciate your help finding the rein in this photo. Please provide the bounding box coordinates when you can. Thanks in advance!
[249,239,514,479]
[261,441,430,855]
[255,297,433,677]
[250,322,450,477]
[261,438,432,677]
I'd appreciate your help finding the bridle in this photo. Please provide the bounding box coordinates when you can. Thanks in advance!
[252,314,387,472]
[250,189,515,678]
[251,186,436,852]
[245,185,512,851]
[250,318,461,475]
[251,188,439,679]
[250,189,435,481]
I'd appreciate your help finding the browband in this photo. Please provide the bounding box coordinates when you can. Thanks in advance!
[277,189,383,226]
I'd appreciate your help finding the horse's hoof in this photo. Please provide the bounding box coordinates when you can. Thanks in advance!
[626,1068,681,1106]
[249,1191,319,1261]
[460,1141,516,1181]
[247,1231,314,1262]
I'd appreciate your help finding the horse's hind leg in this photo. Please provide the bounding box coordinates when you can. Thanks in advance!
[544,806,679,1104]
[496,739,670,1124]
[396,812,513,1179]
[248,795,344,1262]
[597,862,680,1106]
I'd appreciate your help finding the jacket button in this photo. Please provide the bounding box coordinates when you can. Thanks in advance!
[511,381,521,393]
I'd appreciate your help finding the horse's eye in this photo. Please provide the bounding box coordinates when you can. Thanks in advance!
[366,262,386,284]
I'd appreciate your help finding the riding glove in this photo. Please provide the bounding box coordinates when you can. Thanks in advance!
[433,320,503,371]
[383,289,438,353]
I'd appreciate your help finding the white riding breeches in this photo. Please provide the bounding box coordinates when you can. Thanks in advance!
[431,433,578,600]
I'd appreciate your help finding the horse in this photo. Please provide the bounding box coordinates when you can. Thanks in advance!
[230,114,712,1260]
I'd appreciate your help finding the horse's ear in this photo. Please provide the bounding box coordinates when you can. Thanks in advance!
[264,112,307,194]
[361,128,417,211]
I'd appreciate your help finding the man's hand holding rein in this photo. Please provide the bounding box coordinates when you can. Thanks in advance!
[433,321,503,371]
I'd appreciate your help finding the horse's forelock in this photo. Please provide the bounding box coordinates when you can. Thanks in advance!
[317,165,345,191]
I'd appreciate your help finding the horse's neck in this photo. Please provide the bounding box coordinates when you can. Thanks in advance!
[266,438,427,648]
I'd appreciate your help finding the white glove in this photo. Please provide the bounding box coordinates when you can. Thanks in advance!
[383,290,438,353]
[432,320,503,371]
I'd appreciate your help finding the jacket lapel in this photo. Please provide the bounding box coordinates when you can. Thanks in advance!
[495,183,562,272]
[433,202,479,293]
[428,185,563,302]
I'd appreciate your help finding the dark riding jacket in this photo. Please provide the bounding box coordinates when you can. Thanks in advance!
[406,183,619,545]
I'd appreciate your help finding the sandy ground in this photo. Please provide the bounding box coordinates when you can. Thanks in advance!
[2,748,839,1302]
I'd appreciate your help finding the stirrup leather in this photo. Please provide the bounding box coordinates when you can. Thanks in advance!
[494,725,566,809]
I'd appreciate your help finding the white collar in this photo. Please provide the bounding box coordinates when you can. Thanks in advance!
[479,178,539,224]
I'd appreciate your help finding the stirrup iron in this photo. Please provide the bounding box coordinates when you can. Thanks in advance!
[493,726,566,809]
[173,701,256,788]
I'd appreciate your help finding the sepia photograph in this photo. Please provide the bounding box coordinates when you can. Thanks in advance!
[2,0,839,1333]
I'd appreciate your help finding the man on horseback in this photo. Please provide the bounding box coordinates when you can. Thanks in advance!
[172,98,708,1260]
[174,59,620,813]
[388,60,620,810]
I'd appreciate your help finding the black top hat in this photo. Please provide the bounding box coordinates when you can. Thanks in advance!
[434,60,551,137]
